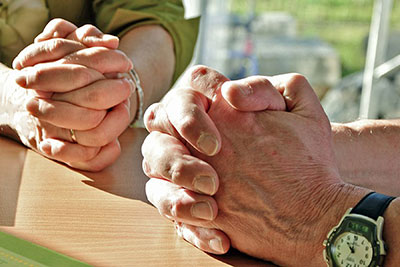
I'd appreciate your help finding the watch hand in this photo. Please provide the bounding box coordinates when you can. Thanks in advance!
[347,242,355,253]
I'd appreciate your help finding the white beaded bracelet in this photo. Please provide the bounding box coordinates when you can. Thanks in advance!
[128,68,145,128]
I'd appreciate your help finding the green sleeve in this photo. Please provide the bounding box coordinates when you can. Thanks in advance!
[93,0,199,83]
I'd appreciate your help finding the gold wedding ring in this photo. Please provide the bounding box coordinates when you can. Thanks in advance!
[69,129,77,143]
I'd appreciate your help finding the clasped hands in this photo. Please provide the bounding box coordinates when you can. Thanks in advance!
[143,66,361,266]
[5,19,134,171]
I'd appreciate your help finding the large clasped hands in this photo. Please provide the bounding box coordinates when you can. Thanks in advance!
[142,66,364,266]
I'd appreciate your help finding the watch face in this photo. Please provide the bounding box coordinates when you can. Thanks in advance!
[332,232,373,267]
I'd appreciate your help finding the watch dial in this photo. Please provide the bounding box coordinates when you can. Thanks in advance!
[333,232,373,267]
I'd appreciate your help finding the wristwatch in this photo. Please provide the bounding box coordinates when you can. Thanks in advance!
[323,192,395,267]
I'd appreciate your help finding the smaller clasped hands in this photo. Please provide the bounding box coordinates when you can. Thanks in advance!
[6,18,135,171]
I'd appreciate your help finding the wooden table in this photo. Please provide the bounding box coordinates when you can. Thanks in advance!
[0,128,271,266]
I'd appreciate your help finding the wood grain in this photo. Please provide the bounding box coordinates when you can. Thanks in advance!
[0,128,272,266]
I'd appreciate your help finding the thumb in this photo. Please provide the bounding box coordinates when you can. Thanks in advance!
[221,76,286,112]
[66,25,119,49]
[268,73,325,119]
[35,18,119,49]
[34,18,77,42]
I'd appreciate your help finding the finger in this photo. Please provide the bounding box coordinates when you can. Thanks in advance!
[179,65,230,100]
[38,138,100,163]
[146,178,218,224]
[269,73,324,118]
[175,222,230,255]
[144,103,179,137]
[221,76,286,112]
[142,131,218,195]
[34,18,77,42]
[14,64,104,92]
[35,19,119,49]
[66,24,119,49]
[13,39,85,70]
[57,47,133,74]
[75,101,131,147]
[145,65,229,156]
[52,78,132,110]
[68,139,121,172]
[26,98,106,130]
[161,88,221,156]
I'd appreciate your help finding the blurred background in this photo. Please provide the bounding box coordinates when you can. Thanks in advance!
[183,0,400,123]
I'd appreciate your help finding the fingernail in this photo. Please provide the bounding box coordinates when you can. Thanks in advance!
[14,71,27,87]
[25,98,39,113]
[193,175,216,195]
[197,132,219,156]
[191,201,214,220]
[124,77,135,95]
[209,238,224,253]
[103,34,119,42]
[12,60,21,70]
[83,36,101,44]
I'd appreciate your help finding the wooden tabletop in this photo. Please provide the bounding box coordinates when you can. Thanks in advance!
[0,128,272,267]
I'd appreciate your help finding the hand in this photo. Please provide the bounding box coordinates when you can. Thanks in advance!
[144,67,368,265]
[4,19,133,171]
[141,66,288,254]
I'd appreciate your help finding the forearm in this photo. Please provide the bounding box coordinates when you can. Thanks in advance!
[118,25,175,122]
[332,120,400,195]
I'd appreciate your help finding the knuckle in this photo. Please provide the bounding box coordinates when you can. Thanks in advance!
[80,24,100,36]
[115,50,132,71]
[159,200,172,217]
[142,160,151,176]
[85,47,108,65]
[141,131,158,156]
[79,146,99,161]
[160,160,174,181]
[117,105,131,127]
[49,18,68,29]
[87,110,106,129]
[86,163,106,172]
[91,130,108,146]
[27,67,43,86]
[287,73,309,88]
[77,67,96,87]
[256,76,273,88]
[176,112,198,137]
[186,65,227,92]
[94,129,111,147]
[144,103,162,131]
[84,87,101,104]
[170,160,187,185]
[119,78,132,96]
[47,38,65,52]
[188,65,210,80]
[170,198,186,219]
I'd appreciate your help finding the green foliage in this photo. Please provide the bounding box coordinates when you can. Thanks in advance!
[231,0,400,76]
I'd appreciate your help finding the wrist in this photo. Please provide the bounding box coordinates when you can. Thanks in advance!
[309,183,372,266]
[128,68,143,128]
[383,198,400,266]
[119,25,175,110]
